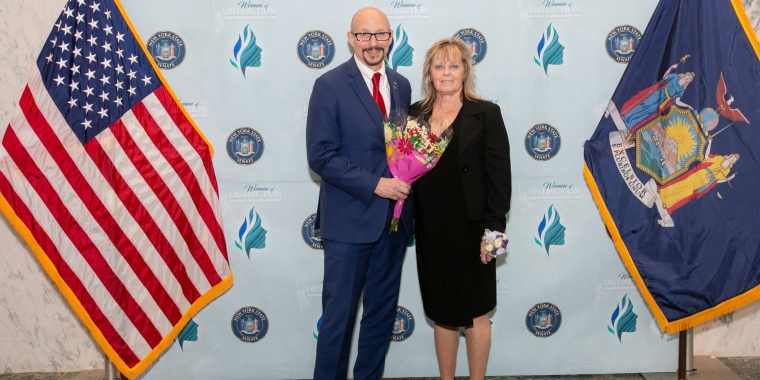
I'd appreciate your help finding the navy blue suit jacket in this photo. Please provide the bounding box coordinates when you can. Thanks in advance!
[306,58,413,243]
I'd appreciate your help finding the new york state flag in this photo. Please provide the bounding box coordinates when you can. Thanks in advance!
[584,0,760,333]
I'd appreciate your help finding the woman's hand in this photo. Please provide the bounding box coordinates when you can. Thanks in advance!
[479,240,492,265]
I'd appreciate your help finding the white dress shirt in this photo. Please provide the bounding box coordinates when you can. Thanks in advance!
[354,55,391,117]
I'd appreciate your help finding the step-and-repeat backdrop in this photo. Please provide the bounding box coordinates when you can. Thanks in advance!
[11,0,683,378]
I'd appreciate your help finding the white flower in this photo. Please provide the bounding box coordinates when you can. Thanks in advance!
[486,244,494,251]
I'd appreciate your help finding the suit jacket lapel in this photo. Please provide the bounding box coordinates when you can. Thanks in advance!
[458,99,484,157]
[347,58,385,125]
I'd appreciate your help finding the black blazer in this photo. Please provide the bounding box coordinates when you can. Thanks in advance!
[410,98,512,232]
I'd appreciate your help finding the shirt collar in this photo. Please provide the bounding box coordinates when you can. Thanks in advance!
[354,55,387,81]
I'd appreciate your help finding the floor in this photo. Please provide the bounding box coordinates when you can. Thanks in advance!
[0,356,757,380]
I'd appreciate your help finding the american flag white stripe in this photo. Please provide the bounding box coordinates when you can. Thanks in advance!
[0,0,232,375]
[118,109,226,281]
[25,69,194,315]
[141,94,223,224]
[0,143,153,359]
[97,124,214,294]
[137,93,229,277]
[10,76,173,338]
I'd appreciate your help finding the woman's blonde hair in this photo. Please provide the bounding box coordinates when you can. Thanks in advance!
[419,38,479,113]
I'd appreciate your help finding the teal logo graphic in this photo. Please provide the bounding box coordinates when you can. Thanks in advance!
[235,207,267,258]
[313,315,322,339]
[608,294,638,342]
[386,24,414,70]
[534,23,564,75]
[534,204,565,255]
[230,25,262,77]
[176,319,198,350]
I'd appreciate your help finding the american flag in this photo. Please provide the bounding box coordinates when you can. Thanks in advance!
[0,0,231,377]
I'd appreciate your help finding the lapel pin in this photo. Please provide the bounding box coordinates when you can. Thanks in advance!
[393,81,398,90]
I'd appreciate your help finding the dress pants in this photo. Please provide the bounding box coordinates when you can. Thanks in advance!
[313,212,407,380]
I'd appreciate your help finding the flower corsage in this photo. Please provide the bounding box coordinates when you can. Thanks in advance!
[482,229,508,259]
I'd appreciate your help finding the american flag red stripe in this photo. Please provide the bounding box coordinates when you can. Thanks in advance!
[153,87,221,196]
[0,168,143,368]
[82,137,203,303]
[128,98,226,261]
[17,85,184,326]
[109,115,224,285]
[5,91,165,348]
[0,1,231,376]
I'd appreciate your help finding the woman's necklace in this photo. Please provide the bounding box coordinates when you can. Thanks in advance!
[432,101,462,133]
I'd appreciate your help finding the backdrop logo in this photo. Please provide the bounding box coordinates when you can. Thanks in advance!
[218,1,276,21]
[226,127,264,165]
[231,307,268,343]
[524,123,561,160]
[608,294,638,342]
[527,181,581,200]
[453,28,487,66]
[534,23,564,75]
[525,302,562,337]
[302,213,323,250]
[595,273,637,304]
[230,25,262,77]
[146,31,186,69]
[228,184,282,204]
[297,280,322,311]
[606,25,642,64]
[176,319,198,350]
[180,100,207,118]
[382,1,429,20]
[235,207,267,258]
[534,204,565,255]
[391,306,415,341]
[525,0,581,19]
[297,30,335,69]
[496,278,508,294]
[386,25,414,70]
[313,315,322,339]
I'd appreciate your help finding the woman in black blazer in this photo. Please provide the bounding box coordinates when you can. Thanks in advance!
[410,38,511,380]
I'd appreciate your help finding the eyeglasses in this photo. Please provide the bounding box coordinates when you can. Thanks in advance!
[352,32,392,42]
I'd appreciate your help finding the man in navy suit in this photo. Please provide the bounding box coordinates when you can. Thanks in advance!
[306,7,413,380]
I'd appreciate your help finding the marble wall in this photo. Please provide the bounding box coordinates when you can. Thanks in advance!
[0,0,758,373]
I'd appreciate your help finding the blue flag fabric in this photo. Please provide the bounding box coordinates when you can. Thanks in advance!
[584,0,760,333]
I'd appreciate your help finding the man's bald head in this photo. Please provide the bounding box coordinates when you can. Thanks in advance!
[347,7,392,71]
[350,7,390,32]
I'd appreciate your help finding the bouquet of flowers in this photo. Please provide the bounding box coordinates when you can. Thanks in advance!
[482,229,508,259]
[385,113,453,233]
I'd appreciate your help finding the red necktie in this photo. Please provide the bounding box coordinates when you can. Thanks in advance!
[372,72,387,118]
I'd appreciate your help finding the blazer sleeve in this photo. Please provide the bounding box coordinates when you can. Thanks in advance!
[482,102,512,232]
[305,76,380,205]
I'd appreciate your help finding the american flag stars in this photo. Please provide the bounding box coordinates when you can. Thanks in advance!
[38,0,159,144]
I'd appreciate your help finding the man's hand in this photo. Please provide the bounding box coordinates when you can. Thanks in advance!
[374,178,410,200]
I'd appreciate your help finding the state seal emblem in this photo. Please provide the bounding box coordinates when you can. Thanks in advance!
[226,127,265,165]
[452,28,487,66]
[525,302,562,338]
[231,306,269,343]
[524,123,562,161]
[390,306,415,342]
[146,31,186,69]
[301,213,323,250]
[297,30,335,69]
[605,25,642,64]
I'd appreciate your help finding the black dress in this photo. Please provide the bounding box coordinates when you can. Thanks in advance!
[413,109,497,327]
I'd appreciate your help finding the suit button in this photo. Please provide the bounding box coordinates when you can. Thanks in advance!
[461,165,469,172]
